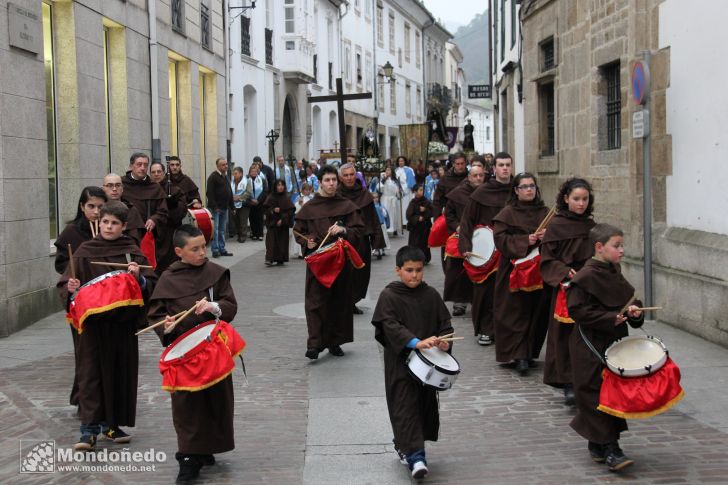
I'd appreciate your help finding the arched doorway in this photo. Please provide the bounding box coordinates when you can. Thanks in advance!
[243,85,257,167]
[328,110,338,148]
[282,96,296,159]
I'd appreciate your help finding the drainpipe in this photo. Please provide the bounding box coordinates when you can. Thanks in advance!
[149,0,160,161]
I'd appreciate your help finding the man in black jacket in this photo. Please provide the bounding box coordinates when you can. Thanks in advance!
[206,157,234,258]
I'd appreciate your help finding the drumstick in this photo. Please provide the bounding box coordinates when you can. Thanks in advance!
[317,227,334,251]
[619,295,637,315]
[439,337,464,342]
[135,310,187,336]
[89,221,96,238]
[90,261,154,270]
[535,206,557,234]
[467,252,487,260]
[67,244,76,280]
[292,229,312,241]
[438,332,456,339]
[633,306,662,311]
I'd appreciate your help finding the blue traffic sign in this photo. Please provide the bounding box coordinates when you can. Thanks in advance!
[631,61,650,105]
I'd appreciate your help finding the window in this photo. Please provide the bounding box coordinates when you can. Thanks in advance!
[313,54,318,83]
[200,3,210,48]
[500,88,509,151]
[241,16,251,56]
[486,126,491,141]
[365,53,372,91]
[284,0,295,34]
[511,0,517,48]
[169,60,179,155]
[376,3,384,47]
[171,0,184,33]
[541,37,554,71]
[603,62,621,150]
[43,2,59,239]
[389,11,395,54]
[199,72,208,196]
[404,23,411,63]
[328,62,333,90]
[344,42,352,84]
[405,83,411,117]
[365,0,372,18]
[416,86,422,119]
[539,82,555,157]
[356,52,362,85]
[390,82,397,114]
[378,74,384,112]
[415,31,421,67]
[265,28,273,64]
[102,27,112,171]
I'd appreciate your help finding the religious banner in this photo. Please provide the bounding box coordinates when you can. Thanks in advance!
[399,124,428,163]
[445,127,459,149]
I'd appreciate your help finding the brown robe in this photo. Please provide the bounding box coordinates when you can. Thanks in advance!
[540,211,596,388]
[405,196,433,263]
[121,171,169,240]
[155,183,188,272]
[147,260,238,455]
[433,169,468,274]
[57,236,156,428]
[442,182,475,304]
[294,193,364,350]
[170,172,202,206]
[458,179,511,336]
[263,191,295,263]
[338,179,386,303]
[120,198,146,244]
[54,219,94,406]
[567,259,643,444]
[371,281,453,455]
[492,200,550,362]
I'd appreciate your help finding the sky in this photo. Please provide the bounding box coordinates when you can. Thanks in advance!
[421,0,488,34]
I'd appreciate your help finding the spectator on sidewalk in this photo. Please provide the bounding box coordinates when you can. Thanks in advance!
[206,157,234,258]
[231,166,252,243]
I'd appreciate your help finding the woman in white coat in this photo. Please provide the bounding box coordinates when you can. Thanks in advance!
[380,166,403,235]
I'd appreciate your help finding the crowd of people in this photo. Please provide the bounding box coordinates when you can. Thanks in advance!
[53,149,650,482]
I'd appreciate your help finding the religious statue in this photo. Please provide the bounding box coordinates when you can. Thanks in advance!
[427,108,446,143]
[463,119,475,152]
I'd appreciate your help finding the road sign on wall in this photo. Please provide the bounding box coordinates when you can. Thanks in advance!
[468,85,491,99]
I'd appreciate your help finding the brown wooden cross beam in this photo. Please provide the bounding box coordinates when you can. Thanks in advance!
[308,77,372,164]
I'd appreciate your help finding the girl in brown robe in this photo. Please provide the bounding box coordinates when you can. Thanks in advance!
[371,246,453,479]
[492,173,550,375]
[54,186,107,407]
[57,201,156,450]
[263,179,296,265]
[147,224,238,483]
[566,223,643,471]
[540,178,596,405]
[405,185,432,263]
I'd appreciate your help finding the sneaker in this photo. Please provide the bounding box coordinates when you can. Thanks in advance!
[176,454,202,484]
[452,306,466,316]
[101,427,131,444]
[265,261,274,267]
[588,441,607,463]
[606,443,634,471]
[563,384,576,406]
[74,434,96,451]
[395,449,407,465]
[478,335,493,346]
[411,460,428,479]
[220,251,234,256]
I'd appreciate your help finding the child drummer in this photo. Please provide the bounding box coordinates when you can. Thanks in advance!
[57,201,156,450]
[371,246,454,479]
[567,223,644,471]
[147,224,238,484]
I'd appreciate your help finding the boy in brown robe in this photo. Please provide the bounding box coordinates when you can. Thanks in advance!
[294,165,365,359]
[371,246,453,479]
[405,185,433,263]
[567,223,644,471]
[147,224,238,483]
[58,201,156,450]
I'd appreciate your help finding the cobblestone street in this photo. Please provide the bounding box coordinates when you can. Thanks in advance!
[2,237,728,484]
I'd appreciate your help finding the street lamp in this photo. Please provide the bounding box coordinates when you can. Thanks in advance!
[381,61,395,83]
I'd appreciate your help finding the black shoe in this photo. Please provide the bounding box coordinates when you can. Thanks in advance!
[605,443,634,471]
[376,253,382,260]
[328,345,345,357]
[528,359,538,368]
[238,237,245,243]
[212,252,220,258]
[352,305,364,315]
[305,348,320,360]
[452,305,466,316]
[276,262,284,266]
[515,359,529,376]
[197,454,215,466]
[74,434,97,451]
[176,454,201,484]
[221,251,234,256]
[564,384,576,406]
[588,442,608,463]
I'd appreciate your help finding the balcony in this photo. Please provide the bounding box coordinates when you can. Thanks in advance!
[280,35,316,84]
[427,83,452,117]
[265,28,273,65]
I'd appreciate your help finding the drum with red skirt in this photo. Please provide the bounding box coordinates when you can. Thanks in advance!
[304,238,365,288]
[463,225,500,284]
[427,215,449,248]
[159,320,246,392]
[509,247,543,292]
[67,270,144,334]
[182,208,214,244]
[553,281,574,323]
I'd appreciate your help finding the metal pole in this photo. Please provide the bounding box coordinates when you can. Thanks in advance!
[642,50,653,316]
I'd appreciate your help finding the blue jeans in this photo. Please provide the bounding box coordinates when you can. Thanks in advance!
[406,449,426,468]
[212,209,228,253]
[80,422,106,437]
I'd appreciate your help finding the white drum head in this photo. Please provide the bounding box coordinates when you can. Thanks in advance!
[164,324,214,361]
[467,227,496,267]
[513,247,540,266]
[605,335,668,377]
[419,347,459,372]
[182,210,196,226]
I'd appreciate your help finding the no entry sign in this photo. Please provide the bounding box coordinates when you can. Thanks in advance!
[631,61,650,105]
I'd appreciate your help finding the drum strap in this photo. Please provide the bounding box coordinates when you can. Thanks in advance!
[578,325,606,365]
[124,253,131,264]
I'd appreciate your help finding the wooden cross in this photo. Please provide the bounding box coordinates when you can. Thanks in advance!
[308,78,372,164]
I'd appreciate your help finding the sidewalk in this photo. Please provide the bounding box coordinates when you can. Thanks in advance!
[1,236,727,483]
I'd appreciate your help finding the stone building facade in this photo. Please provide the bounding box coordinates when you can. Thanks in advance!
[518,0,728,345]
[0,0,226,336]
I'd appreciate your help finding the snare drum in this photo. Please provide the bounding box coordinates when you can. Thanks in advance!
[159,320,246,392]
[182,208,214,244]
[598,335,684,419]
[463,226,500,284]
[406,347,461,390]
[304,239,365,288]
[509,247,543,292]
[67,270,144,334]
[427,215,449,248]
